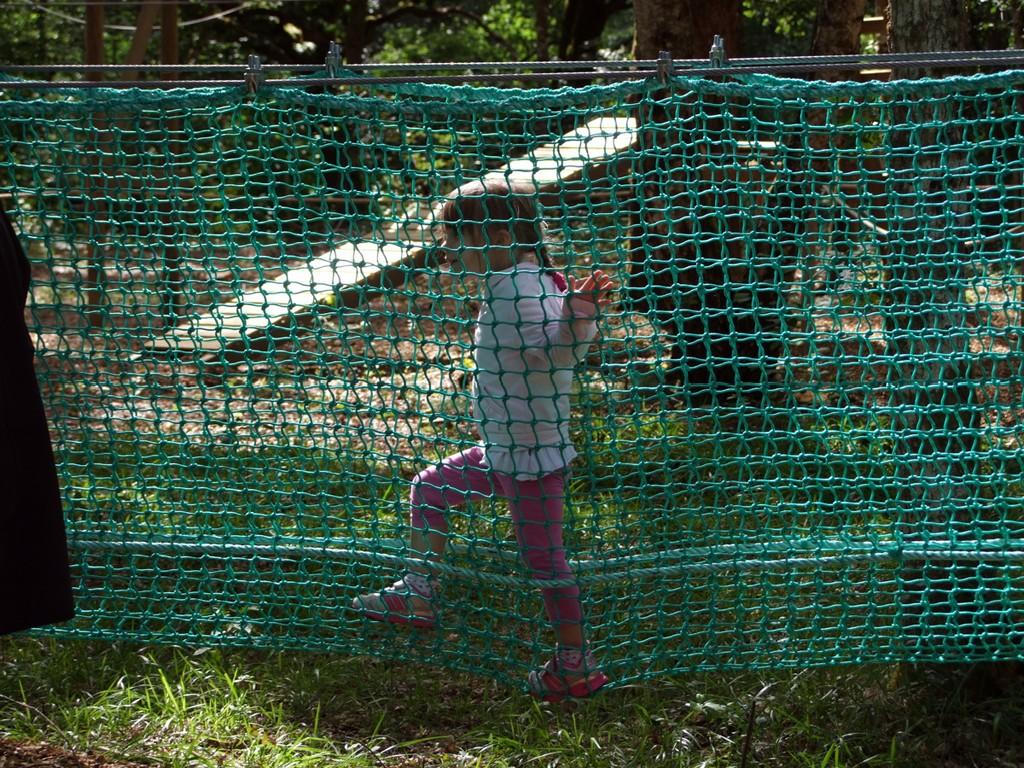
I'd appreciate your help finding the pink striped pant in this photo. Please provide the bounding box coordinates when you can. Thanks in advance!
[409,445,582,628]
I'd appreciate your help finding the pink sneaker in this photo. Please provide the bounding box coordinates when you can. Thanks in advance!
[351,576,437,629]
[527,652,609,702]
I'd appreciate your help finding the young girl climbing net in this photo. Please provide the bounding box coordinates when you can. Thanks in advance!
[353,177,615,702]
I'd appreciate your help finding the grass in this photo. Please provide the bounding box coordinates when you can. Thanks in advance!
[3,636,1024,767]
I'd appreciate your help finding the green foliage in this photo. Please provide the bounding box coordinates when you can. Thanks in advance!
[4,638,1024,767]
[742,0,818,56]
[968,0,1024,48]
[0,0,571,70]
[0,1,80,67]
[2,0,1019,75]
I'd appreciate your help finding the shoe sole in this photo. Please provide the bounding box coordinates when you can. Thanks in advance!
[351,597,436,629]
[532,671,610,703]
[358,608,436,629]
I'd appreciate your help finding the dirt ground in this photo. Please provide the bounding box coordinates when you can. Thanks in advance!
[28,248,663,463]
[28,250,1024,460]
[0,739,145,768]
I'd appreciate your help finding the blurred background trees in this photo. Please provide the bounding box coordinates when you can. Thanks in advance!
[5,0,1019,72]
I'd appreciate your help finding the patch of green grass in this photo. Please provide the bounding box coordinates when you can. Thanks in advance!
[3,637,1024,767]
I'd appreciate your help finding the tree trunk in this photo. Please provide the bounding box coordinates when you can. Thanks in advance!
[535,0,550,61]
[84,1,105,328]
[887,0,970,76]
[630,0,800,408]
[781,0,867,409]
[122,1,160,80]
[884,0,997,661]
[559,0,627,60]
[344,0,369,65]
[811,0,868,62]
[632,1,740,60]
[159,1,183,322]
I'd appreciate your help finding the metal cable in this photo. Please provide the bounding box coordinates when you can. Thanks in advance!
[3,51,1024,89]
[3,48,1024,75]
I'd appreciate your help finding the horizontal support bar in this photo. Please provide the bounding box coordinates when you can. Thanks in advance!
[66,533,1024,589]
[3,48,1023,75]
[4,55,1023,90]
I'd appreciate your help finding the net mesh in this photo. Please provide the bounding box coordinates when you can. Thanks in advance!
[4,69,1024,689]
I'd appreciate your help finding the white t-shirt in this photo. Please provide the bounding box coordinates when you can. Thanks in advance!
[472,262,597,479]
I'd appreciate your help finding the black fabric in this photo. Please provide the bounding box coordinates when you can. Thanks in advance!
[0,209,74,635]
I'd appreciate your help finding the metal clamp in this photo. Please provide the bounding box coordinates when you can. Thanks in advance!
[244,54,265,94]
[657,50,673,84]
[325,41,342,79]
[709,35,727,68]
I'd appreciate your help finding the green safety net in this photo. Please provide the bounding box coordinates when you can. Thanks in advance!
[3,67,1024,690]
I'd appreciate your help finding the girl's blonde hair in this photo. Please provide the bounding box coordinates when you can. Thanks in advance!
[438,178,555,271]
